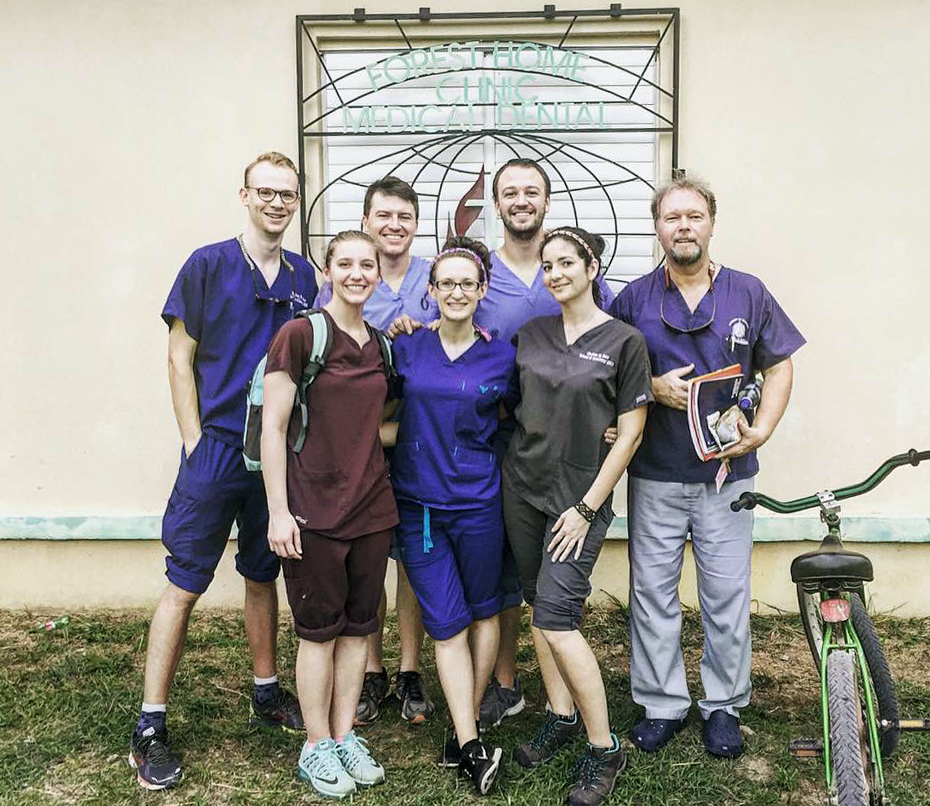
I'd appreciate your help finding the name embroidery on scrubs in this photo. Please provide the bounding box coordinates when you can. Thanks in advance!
[578,350,615,367]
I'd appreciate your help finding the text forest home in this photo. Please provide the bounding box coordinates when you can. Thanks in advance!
[340,40,609,134]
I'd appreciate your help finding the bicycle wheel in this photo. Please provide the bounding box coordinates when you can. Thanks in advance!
[798,587,899,759]
[827,650,870,806]
[850,594,900,759]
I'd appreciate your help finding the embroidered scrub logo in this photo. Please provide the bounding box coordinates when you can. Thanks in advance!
[578,351,615,367]
[478,384,499,395]
[291,292,309,309]
[727,318,749,351]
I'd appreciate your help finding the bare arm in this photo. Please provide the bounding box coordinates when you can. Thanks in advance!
[548,405,648,562]
[261,371,302,559]
[167,318,201,454]
[717,357,794,460]
[380,400,400,447]
[380,421,399,447]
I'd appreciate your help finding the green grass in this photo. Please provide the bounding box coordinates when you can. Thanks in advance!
[1,606,929,806]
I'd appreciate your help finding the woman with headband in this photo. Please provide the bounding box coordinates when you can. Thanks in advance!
[503,227,652,806]
[382,235,516,795]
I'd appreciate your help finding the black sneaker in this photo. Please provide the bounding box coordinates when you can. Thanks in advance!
[248,687,304,733]
[567,736,627,806]
[128,726,182,791]
[458,739,502,796]
[479,675,526,729]
[514,709,585,769]
[438,721,481,768]
[439,731,462,768]
[395,671,435,725]
[355,668,390,726]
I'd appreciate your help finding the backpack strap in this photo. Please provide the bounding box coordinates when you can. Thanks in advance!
[368,323,398,394]
[292,310,332,454]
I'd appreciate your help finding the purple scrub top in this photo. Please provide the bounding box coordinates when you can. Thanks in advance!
[390,327,518,508]
[162,238,318,448]
[610,265,805,483]
[313,255,438,330]
[474,251,616,344]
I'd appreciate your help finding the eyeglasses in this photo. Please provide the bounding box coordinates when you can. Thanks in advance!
[433,279,481,293]
[246,186,300,205]
[659,265,716,334]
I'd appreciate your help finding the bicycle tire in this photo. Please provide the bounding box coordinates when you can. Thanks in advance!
[849,594,900,759]
[797,588,900,759]
[827,650,870,806]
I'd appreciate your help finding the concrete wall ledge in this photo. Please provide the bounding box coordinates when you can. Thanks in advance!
[3,515,930,543]
[2,527,928,615]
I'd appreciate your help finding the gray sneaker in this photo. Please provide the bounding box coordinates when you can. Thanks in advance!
[567,735,627,806]
[479,676,526,729]
[355,668,390,726]
[514,709,585,769]
[297,739,356,799]
[335,730,385,787]
[395,671,435,725]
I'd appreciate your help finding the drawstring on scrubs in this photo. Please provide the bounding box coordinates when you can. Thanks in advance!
[422,505,433,554]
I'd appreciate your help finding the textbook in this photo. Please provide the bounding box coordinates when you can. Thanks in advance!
[686,363,745,462]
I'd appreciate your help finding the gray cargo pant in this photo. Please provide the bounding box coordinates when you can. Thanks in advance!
[627,476,755,720]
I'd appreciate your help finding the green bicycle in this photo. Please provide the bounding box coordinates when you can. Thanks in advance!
[730,449,930,806]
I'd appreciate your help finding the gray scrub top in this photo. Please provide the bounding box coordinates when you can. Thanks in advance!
[504,315,653,519]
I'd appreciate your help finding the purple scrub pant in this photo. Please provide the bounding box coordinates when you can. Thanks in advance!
[161,432,278,595]
[396,500,505,641]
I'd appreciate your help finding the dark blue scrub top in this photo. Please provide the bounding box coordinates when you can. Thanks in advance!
[162,238,318,447]
[391,328,518,509]
[313,255,438,330]
[474,251,616,344]
[610,265,805,483]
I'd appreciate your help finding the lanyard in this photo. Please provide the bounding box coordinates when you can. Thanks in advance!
[237,234,296,314]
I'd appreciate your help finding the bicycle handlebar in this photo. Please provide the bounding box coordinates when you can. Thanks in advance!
[730,449,930,513]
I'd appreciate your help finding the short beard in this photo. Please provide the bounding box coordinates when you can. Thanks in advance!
[669,242,702,265]
[503,216,543,242]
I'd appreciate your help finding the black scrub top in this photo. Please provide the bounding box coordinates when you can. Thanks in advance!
[504,315,653,519]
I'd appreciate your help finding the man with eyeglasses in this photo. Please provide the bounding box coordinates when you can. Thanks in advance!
[610,178,804,759]
[129,152,317,791]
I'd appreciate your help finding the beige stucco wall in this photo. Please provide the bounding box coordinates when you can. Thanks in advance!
[3,539,926,617]
[2,1,929,606]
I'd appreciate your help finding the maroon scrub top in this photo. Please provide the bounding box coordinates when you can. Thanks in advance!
[265,309,398,539]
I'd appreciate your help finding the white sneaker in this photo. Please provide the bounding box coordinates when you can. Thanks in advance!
[297,739,356,799]
[335,730,386,786]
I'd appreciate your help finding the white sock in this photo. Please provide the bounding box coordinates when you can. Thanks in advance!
[141,702,167,713]
[254,675,278,686]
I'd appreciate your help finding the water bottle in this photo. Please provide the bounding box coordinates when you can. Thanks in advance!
[738,377,763,411]
[36,615,70,632]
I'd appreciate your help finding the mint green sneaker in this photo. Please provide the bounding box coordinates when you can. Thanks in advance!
[335,730,386,787]
[297,739,356,799]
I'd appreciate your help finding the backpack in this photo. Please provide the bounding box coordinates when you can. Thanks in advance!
[242,309,396,472]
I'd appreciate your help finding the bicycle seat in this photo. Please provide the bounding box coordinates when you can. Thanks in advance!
[790,549,873,584]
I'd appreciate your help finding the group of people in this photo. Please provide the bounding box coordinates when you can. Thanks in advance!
[130,149,804,804]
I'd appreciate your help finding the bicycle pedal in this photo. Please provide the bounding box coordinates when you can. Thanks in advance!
[881,718,930,731]
[787,738,823,758]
